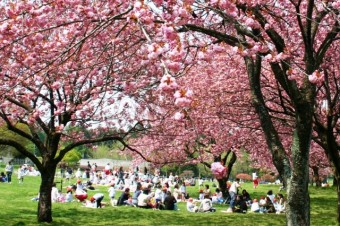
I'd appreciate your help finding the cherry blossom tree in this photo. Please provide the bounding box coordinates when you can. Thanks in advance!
[131,1,340,225]
[311,47,340,220]
[0,1,158,222]
[128,51,272,198]
[0,1,338,225]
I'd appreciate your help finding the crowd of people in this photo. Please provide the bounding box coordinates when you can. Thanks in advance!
[2,160,287,214]
[222,178,286,214]
[47,163,288,214]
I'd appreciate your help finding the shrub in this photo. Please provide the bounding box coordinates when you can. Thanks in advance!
[236,173,252,181]
[261,174,276,182]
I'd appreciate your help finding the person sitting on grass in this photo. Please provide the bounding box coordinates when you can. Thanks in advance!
[131,183,142,207]
[215,188,224,204]
[259,196,266,212]
[204,184,211,199]
[51,183,59,203]
[263,196,276,213]
[137,188,153,209]
[65,187,73,202]
[187,198,198,212]
[275,193,286,214]
[198,189,204,200]
[0,172,7,182]
[266,190,275,203]
[250,199,260,213]
[233,195,248,213]
[163,191,177,210]
[117,187,131,206]
[241,189,252,206]
[198,194,216,212]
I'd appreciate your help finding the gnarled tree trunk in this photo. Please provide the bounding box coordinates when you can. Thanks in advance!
[37,163,57,223]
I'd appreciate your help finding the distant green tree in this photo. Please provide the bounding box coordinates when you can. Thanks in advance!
[0,124,34,158]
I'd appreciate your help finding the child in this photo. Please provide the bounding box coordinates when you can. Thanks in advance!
[259,196,266,213]
[17,165,26,183]
[250,199,260,212]
[198,189,204,200]
[186,198,198,212]
[211,193,218,204]
[108,182,116,206]
[65,187,73,202]
[51,183,59,203]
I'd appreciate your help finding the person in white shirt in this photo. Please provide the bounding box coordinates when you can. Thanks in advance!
[108,182,116,206]
[75,180,88,202]
[168,173,174,184]
[137,188,152,208]
[250,199,260,212]
[267,190,275,203]
[89,193,104,208]
[198,194,215,212]
[186,198,198,212]
[75,168,82,179]
[17,165,26,183]
[51,183,59,203]
[229,178,241,211]
[215,188,224,204]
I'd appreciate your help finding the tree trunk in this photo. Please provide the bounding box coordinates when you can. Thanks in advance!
[333,175,338,187]
[37,164,56,223]
[286,129,311,226]
[217,178,229,199]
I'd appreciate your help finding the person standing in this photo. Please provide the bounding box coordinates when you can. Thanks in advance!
[253,176,259,189]
[5,161,14,183]
[229,178,241,211]
[59,161,66,178]
[17,165,26,183]
[116,166,125,185]
[108,182,116,206]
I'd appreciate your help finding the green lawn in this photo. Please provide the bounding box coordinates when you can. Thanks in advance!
[0,172,337,226]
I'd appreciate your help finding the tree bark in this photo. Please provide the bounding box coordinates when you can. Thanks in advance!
[217,178,229,199]
[285,117,312,226]
[37,164,57,223]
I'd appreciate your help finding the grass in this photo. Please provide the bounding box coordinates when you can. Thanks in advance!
[0,168,338,226]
